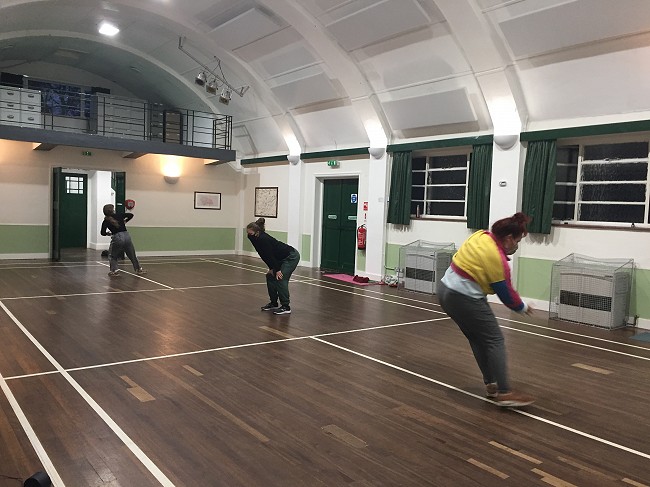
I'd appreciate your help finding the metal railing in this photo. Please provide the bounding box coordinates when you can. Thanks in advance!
[0,87,232,150]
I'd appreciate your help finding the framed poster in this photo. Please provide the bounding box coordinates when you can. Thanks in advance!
[194,192,221,210]
[254,187,278,218]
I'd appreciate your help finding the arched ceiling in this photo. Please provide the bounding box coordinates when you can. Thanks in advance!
[2,0,650,158]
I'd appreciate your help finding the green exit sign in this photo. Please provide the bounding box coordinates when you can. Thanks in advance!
[82,151,92,156]
[327,160,339,167]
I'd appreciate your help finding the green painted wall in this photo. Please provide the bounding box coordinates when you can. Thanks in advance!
[385,243,401,274]
[129,227,236,252]
[357,249,366,272]
[301,234,311,261]
[517,256,650,319]
[0,225,49,254]
[516,257,555,302]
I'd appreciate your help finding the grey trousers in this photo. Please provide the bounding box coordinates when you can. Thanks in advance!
[437,281,510,392]
[109,231,141,272]
[266,249,300,307]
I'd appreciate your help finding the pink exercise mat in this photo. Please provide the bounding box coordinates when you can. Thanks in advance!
[323,273,382,286]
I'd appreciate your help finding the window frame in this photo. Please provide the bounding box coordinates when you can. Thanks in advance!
[410,147,471,220]
[552,133,650,228]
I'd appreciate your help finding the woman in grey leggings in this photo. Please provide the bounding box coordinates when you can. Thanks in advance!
[437,212,534,407]
[100,204,147,277]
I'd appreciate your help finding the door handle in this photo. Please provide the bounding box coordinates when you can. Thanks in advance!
[327,214,337,219]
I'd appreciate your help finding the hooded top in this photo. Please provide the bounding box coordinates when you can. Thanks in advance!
[248,231,293,272]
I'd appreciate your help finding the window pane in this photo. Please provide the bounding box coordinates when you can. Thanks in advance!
[412,157,427,170]
[584,142,649,160]
[554,185,576,202]
[556,164,578,183]
[411,186,425,200]
[427,186,466,200]
[429,154,467,169]
[556,146,579,165]
[412,171,425,185]
[428,169,467,185]
[582,162,648,181]
[427,201,465,216]
[410,201,423,215]
[579,204,644,223]
[581,184,645,202]
[553,203,575,220]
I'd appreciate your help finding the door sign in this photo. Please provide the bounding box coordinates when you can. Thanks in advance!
[351,193,358,203]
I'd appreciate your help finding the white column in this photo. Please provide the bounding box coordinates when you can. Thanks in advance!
[489,137,524,225]
[365,148,389,280]
[286,155,303,252]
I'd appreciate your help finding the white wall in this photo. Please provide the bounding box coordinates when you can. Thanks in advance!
[88,170,114,250]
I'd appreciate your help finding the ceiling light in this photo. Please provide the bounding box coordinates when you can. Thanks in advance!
[98,21,120,36]
[206,79,217,95]
[219,88,231,105]
[195,71,206,86]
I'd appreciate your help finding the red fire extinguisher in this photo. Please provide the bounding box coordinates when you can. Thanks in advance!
[357,224,367,250]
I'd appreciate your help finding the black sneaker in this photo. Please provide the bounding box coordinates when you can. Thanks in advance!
[273,305,291,315]
[261,302,280,311]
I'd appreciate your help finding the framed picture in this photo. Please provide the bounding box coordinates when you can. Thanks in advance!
[254,187,278,218]
[194,192,221,210]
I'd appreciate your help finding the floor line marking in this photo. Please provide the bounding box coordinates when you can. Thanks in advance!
[500,325,650,362]
[5,252,650,352]
[96,262,174,289]
[0,371,66,487]
[5,318,444,380]
[311,336,650,461]
[0,301,176,487]
[208,257,650,353]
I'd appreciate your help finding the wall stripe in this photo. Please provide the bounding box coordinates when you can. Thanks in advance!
[0,225,49,254]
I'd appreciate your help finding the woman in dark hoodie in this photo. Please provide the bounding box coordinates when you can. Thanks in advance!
[246,218,300,315]
[100,204,146,277]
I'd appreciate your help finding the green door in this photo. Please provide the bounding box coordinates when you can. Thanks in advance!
[51,167,61,261]
[112,171,126,214]
[59,172,88,248]
[321,178,359,274]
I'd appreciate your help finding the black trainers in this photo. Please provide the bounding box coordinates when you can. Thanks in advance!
[261,302,280,311]
[273,305,291,315]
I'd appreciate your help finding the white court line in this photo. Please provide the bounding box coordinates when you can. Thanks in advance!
[209,257,650,354]
[96,262,174,289]
[5,318,445,381]
[0,371,66,486]
[0,301,175,487]
[2,287,174,301]
[500,325,650,362]
[5,256,648,360]
[311,336,650,461]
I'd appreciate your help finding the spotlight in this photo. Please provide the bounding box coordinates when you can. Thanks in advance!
[206,79,217,95]
[195,72,206,86]
[219,88,232,105]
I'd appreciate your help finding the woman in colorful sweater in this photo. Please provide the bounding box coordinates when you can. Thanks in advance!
[437,212,534,407]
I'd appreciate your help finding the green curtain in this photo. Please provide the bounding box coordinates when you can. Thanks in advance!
[387,151,412,225]
[466,144,493,230]
[522,140,557,234]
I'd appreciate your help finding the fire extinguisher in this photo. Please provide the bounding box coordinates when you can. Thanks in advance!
[357,224,367,250]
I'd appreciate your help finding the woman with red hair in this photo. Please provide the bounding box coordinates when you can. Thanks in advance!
[437,212,535,407]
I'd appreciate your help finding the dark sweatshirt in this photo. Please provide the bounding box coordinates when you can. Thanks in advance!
[248,231,293,272]
[100,213,133,236]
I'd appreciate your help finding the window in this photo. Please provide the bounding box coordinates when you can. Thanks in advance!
[553,141,650,224]
[411,152,469,217]
[65,176,84,194]
[27,79,92,118]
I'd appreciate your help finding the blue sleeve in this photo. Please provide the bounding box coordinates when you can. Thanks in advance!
[491,280,525,312]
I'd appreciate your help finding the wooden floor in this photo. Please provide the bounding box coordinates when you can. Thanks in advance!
[0,251,649,486]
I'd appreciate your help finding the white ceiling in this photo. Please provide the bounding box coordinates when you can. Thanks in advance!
[1,0,650,157]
